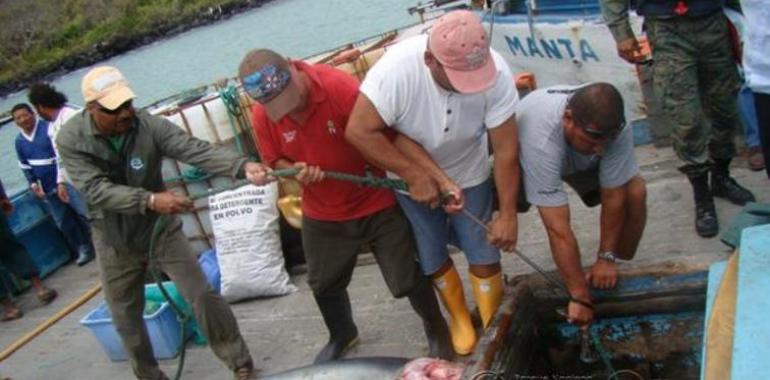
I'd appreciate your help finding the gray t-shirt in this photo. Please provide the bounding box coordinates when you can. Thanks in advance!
[516,85,639,207]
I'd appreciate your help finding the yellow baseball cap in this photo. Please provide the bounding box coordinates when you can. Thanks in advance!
[81,66,136,110]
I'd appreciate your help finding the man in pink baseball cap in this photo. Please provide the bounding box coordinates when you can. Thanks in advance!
[427,9,497,93]
[346,10,522,355]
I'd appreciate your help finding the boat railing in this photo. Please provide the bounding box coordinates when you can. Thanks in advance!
[305,30,400,63]
[137,6,454,251]
[496,0,601,16]
[408,0,467,22]
[0,114,12,129]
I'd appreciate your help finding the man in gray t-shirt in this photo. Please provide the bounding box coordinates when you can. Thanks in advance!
[517,83,647,328]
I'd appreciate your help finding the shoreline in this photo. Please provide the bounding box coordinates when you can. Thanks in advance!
[0,0,274,98]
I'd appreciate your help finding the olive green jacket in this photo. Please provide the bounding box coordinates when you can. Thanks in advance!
[57,109,247,252]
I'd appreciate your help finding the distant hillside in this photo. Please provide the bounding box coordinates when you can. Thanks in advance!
[0,0,273,96]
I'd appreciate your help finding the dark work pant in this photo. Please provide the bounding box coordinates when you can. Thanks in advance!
[301,206,421,297]
[94,219,252,380]
[754,92,770,179]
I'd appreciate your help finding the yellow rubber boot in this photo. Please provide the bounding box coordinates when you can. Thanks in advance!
[433,266,476,355]
[470,271,503,329]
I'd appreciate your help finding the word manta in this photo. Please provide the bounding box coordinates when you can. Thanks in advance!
[504,35,600,62]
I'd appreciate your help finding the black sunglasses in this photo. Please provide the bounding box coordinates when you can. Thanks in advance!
[98,100,133,115]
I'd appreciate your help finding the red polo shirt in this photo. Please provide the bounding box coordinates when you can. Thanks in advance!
[252,61,395,221]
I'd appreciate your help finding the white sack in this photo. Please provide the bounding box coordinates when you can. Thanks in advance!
[209,183,296,302]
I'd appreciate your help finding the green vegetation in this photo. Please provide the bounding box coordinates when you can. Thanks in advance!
[0,0,261,93]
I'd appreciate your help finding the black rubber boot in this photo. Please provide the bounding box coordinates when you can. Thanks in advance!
[688,173,719,238]
[313,291,359,364]
[407,278,454,360]
[711,160,756,206]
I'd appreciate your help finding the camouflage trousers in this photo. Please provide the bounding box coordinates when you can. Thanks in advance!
[646,11,741,176]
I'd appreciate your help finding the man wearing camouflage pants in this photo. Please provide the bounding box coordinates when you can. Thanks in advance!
[601,0,755,237]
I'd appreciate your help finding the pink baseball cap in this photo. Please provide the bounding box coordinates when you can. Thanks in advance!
[428,10,496,94]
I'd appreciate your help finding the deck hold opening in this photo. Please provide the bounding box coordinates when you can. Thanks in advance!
[469,263,709,380]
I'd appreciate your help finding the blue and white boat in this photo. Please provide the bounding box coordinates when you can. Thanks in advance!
[482,0,649,122]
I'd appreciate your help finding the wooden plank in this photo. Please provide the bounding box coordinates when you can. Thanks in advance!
[732,225,770,379]
[702,254,738,380]
[517,261,710,302]
[700,260,727,380]
[528,264,709,321]
[464,282,537,378]
[539,294,706,323]
[705,262,728,325]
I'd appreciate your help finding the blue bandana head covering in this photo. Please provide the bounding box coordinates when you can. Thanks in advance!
[241,64,291,102]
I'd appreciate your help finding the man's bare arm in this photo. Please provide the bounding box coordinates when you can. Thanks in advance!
[393,134,452,188]
[346,94,417,176]
[599,185,627,254]
[345,93,442,204]
[488,116,520,219]
[538,205,590,299]
[487,115,520,251]
[393,134,462,209]
[538,204,594,326]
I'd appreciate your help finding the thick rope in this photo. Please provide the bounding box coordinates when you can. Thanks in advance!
[269,167,408,191]
[163,166,212,184]
[150,165,628,378]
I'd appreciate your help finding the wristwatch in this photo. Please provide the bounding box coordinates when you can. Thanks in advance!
[597,251,618,263]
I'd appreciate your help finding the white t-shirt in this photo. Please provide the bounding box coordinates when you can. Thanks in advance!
[48,105,82,184]
[742,0,770,94]
[516,86,639,207]
[360,34,519,189]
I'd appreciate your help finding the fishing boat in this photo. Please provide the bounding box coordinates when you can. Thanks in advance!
[484,0,651,122]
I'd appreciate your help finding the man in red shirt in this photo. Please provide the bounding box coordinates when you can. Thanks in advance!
[239,49,453,363]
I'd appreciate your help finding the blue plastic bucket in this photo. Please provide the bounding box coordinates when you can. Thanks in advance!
[198,249,221,293]
[80,300,185,362]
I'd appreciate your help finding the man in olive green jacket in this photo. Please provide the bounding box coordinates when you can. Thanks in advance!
[57,66,270,380]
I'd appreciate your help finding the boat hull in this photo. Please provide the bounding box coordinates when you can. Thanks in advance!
[486,13,649,122]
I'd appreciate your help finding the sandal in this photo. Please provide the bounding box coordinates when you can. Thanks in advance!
[1,308,23,322]
[37,288,58,305]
